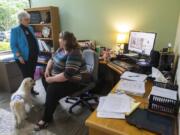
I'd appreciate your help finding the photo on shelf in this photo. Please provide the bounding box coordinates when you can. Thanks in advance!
[41,12,51,23]
[42,26,51,38]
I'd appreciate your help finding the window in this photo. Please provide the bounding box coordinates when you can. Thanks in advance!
[0,0,29,52]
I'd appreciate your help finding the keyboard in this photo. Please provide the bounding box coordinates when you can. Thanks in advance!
[111,60,134,70]
[123,53,138,57]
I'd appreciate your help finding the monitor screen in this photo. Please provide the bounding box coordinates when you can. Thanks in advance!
[128,31,156,56]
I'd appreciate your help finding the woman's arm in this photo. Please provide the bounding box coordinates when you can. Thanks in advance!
[10,28,25,64]
[44,59,53,78]
[10,28,20,57]
[46,72,67,83]
[46,59,53,71]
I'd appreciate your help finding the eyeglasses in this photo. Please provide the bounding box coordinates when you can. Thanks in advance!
[23,18,30,21]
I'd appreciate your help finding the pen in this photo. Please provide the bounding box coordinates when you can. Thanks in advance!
[128,75,139,77]
[114,90,125,95]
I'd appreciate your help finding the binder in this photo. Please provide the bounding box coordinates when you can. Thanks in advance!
[148,81,179,116]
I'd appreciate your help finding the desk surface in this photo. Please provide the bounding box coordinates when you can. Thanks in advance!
[85,81,156,135]
[86,60,178,135]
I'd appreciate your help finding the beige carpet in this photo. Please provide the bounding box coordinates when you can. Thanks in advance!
[0,108,15,135]
[0,79,91,135]
[0,108,57,135]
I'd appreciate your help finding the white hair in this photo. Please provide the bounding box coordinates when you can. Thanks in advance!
[17,11,30,23]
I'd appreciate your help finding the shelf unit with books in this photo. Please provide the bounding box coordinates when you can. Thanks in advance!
[25,6,60,66]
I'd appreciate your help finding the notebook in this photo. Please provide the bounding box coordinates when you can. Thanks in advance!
[121,71,147,82]
[116,80,145,96]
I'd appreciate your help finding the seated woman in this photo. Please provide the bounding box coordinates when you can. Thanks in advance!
[35,31,87,131]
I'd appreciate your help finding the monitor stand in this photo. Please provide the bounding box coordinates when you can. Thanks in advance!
[136,54,150,66]
[123,52,150,66]
[136,61,150,66]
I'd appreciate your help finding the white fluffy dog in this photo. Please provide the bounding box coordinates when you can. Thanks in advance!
[10,77,35,128]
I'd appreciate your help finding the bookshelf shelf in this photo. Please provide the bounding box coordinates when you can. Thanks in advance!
[37,61,48,65]
[39,51,51,54]
[25,6,52,12]
[29,23,52,26]
[37,37,53,40]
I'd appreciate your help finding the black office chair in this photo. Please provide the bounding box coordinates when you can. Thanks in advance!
[65,49,99,113]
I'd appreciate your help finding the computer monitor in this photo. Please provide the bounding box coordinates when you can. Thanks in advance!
[128,31,156,56]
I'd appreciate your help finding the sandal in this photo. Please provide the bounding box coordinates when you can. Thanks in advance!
[34,121,48,131]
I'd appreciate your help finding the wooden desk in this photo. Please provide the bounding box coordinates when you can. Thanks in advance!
[85,80,156,135]
[99,60,126,75]
[86,60,178,135]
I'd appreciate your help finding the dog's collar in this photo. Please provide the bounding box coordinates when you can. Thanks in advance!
[11,95,23,101]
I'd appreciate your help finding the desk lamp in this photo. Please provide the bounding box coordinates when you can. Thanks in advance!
[116,32,129,54]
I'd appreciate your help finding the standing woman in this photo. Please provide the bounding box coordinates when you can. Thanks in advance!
[10,11,39,95]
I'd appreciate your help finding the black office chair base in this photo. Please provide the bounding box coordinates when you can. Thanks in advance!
[65,93,99,113]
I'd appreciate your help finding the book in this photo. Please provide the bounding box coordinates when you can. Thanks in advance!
[116,80,145,96]
[121,71,147,82]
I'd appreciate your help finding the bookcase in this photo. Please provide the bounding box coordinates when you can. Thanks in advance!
[25,6,60,65]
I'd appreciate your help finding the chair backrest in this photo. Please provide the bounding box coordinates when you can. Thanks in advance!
[82,49,99,82]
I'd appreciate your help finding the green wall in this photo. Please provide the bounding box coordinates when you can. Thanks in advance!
[31,0,180,50]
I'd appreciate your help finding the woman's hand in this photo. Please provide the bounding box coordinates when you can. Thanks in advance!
[46,76,54,83]
[45,73,67,83]
[44,69,50,78]
[18,56,25,64]
[44,59,53,78]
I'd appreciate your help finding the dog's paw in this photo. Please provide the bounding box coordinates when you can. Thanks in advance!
[31,104,35,108]
[15,123,20,129]
[15,121,25,129]
[24,114,28,120]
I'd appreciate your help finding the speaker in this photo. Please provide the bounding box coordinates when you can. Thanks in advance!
[158,52,174,71]
[150,50,160,68]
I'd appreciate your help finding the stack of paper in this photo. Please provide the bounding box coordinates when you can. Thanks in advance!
[150,86,177,100]
[116,71,146,96]
[116,80,145,96]
[97,94,133,119]
[120,71,147,81]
